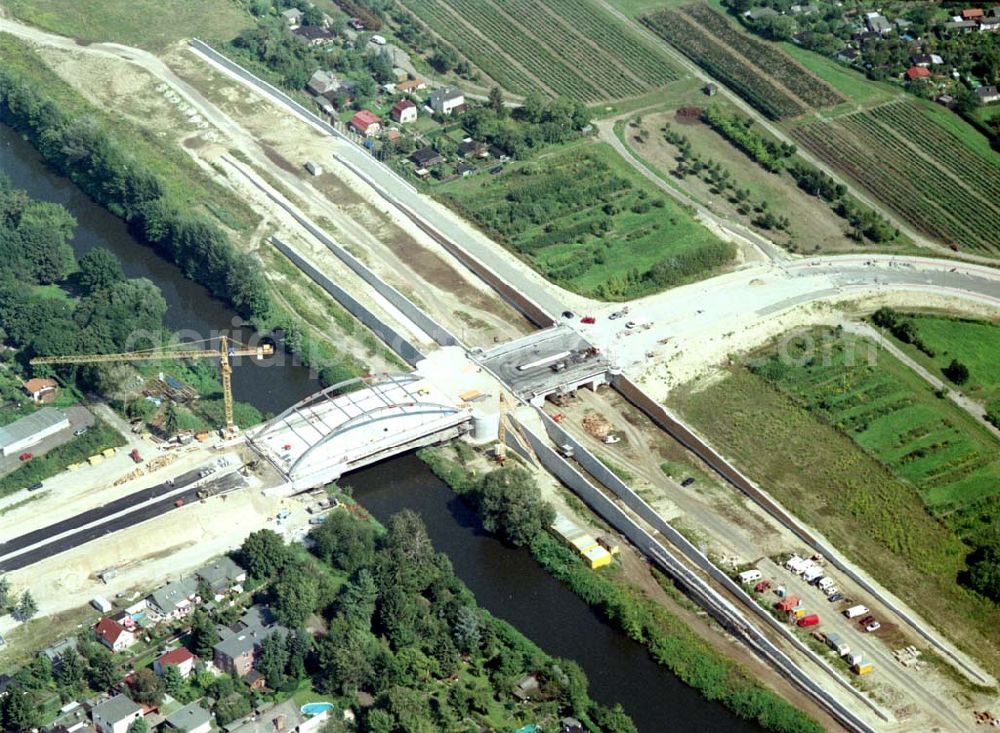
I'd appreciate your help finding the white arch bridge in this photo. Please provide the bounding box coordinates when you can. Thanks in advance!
[247,373,471,490]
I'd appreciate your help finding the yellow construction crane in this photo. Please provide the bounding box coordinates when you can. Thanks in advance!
[30,336,274,434]
[496,392,540,468]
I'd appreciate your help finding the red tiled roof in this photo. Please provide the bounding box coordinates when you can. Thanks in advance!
[962,8,984,19]
[95,617,126,644]
[906,66,931,80]
[392,99,416,113]
[157,647,194,666]
[350,110,381,131]
[23,378,57,393]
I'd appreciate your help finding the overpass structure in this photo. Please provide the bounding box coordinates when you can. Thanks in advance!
[246,373,471,490]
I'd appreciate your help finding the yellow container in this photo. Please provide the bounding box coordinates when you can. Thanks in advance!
[88,455,104,466]
[582,546,612,569]
[102,448,117,458]
[853,663,874,676]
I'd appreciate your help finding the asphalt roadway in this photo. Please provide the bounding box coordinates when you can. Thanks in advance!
[0,471,245,573]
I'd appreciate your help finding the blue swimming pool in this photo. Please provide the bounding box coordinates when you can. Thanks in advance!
[301,702,334,716]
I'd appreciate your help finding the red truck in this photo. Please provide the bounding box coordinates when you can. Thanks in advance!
[797,614,820,628]
[130,448,143,464]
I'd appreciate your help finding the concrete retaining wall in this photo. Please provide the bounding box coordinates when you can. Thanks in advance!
[611,375,990,685]
[269,237,425,367]
[189,40,555,331]
[515,418,878,733]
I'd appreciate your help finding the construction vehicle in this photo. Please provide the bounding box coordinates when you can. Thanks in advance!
[496,392,540,468]
[30,336,274,434]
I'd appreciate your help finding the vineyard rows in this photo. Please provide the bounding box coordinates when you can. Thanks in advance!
[400,0,678,102]
[547,0,678,86]
[794,116,999,252]
[684,5,844,109]
[499,0,647,98]
[642,10,806,119]
[400,0,542,95]
[868,102,1000,203]
[444,0,599,100]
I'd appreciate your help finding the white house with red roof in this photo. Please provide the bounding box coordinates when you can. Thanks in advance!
[391,99,417,124]
[94,618,136,653]
[350,110,382,137]
[153,647,196,678]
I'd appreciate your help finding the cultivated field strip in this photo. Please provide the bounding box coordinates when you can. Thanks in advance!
[642,10,805,119]
[642,5,843,119]
[400,0,678,101]
[868,103,1000,203]
[682,4,845,109]
[794,104,1000,253]
[401,0,549,96]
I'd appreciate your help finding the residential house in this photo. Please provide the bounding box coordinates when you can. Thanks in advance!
[456,162,476,177]
[396,78,427,94]
[293,26,333,46]
[790,4,819,14]
[350,110,381,137]
[894,17,913,31]
[410,147,445,168]
[23,378,59,403]
[153,647,196,678]
[94,618,135,653]
[865,13,891,34]
[905,66,931,81]
[281,8,303,28]
[979,15,1000,29]
[429,86,465,115]
[91,695,142,733]
[745,7,779,20]
[934,93,956,107]
[40,636,78,669]
[195,556,246,600]
[457,139,488,158]
[147,576,199,621]
[213,605,285,678]
[837,47,861,62]
[390,99,418,124]
[911,53,943,67]
[946,19,979,32]
[306,70,340,98]
[163,702,212,733]
[976,85,1000,104]
[512,673,540,701]
[961,8,985,20]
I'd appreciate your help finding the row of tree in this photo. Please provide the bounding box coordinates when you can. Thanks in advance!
[0,65,271,326]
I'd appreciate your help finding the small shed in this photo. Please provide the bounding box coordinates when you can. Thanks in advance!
[704,83,718,96]
[305,160,323,176]
[91,596,113,613]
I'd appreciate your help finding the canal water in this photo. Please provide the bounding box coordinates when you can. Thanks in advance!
[1,124,753,731]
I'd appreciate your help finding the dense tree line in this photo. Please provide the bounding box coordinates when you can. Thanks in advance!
[0,176,167,368]
[0,68,271,325]
[235,507,628,732]
[421,447,825,733]
[701,105,795,172]
[461,90,591,160]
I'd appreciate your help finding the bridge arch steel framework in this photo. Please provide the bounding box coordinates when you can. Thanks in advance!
[250,372,466,477]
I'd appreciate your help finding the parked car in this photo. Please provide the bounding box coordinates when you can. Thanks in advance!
[74,427,88,437]
[561,311,575,319]
[580,316,596,324]
[625,321,637,329]
[828,592,844,603]
[680,477,695,487]
[27,482,43,492]
[865,621,881,632]
[174,499,185,507]
[859,615,875,626]
[18,452,32,461]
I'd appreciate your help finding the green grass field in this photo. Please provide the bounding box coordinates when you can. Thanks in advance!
[5,0,252,51]
[880,313,1000,421]
[778,43,899,111]
[672,327,1000,666]
[437,142,731,299]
